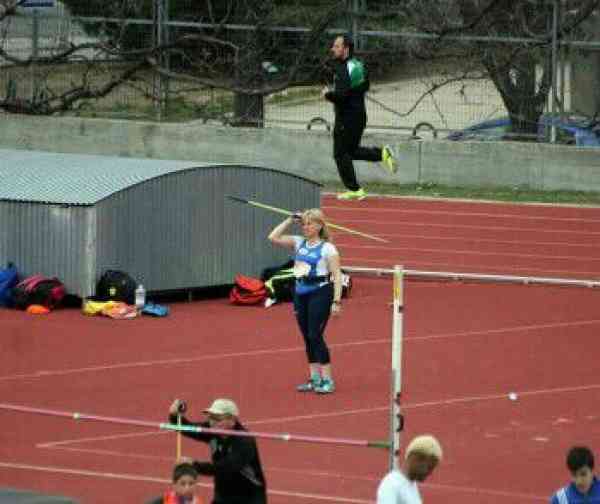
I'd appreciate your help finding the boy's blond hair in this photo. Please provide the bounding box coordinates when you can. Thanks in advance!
[405,435,443,461]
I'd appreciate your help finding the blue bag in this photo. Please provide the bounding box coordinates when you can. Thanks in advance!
[141,302,169,317]
[0,263,19,307]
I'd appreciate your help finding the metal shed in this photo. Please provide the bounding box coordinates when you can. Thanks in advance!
[0,149,321,298]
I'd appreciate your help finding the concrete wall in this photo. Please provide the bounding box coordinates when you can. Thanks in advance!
[1,115,600,191]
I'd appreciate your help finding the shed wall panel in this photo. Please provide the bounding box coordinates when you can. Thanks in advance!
[94,166,319,292]
[0,201,94,295]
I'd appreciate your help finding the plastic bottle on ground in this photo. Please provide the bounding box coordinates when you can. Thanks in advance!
[135,284,146,313]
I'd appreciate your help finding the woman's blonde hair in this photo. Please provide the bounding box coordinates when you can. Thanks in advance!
[301,208,331,241]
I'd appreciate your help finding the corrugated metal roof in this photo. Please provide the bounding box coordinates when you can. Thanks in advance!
[0,149,216,205]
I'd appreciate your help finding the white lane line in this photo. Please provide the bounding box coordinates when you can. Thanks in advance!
[411,319,600,342]
[35,382,600,448]
[0,341,367,381]
[0,461,170,483]
[421,482,546,501]
[322,205,600,224]
[337,243,600,263]
[250,382,600,423]
[38,430,167,448]
[3,318,600,382]
[0,461,548,502]
[0,461,370,503]
[34,446,172,461]
[329,218,600,236]
[337,233,600,250]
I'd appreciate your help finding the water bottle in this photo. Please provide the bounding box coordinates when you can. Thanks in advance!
[135,284,146,312]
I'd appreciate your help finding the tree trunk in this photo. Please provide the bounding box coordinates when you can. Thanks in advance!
[231,10,269,128]
[233,93,264,127]
[486,52,550,136]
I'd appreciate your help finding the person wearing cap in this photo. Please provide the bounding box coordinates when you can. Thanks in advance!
[376,435,443,504]
[168,398,267,504]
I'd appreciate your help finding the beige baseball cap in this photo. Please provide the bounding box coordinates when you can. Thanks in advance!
[203,398,239,417]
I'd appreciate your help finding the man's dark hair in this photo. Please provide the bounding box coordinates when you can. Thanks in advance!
[173,462,198,483]
[338,34,354,57]
[566,446,595,473]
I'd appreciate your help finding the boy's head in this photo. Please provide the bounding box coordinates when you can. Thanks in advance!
[172,462,198,499]
[404,435,443,482]
[566,446,595,495]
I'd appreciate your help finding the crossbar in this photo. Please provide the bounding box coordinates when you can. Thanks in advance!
[0,403,389,450]
[344,266,600,289]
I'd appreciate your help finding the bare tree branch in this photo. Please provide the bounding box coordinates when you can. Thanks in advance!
[0,60,147,114]
[0,0,21,21]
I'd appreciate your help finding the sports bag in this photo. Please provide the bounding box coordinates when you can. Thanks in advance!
[13,275,66,310]
[0,262,18,307]
[229,274,267,305]
[96,270,137,305]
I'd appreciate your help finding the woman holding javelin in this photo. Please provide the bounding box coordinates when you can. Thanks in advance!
[268,208,342,394]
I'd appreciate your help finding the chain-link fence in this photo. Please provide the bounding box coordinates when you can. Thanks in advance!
[1,1,600,144]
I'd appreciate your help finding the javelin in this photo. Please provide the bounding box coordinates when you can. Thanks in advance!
[227,195,388,243]
[0,402,390,450]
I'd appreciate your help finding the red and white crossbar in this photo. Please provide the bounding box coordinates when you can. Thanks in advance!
[344,266,600,288]
[0,402,389,450]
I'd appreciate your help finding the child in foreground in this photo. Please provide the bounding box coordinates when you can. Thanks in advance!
[146,462,204,504]
[550,446,599,504]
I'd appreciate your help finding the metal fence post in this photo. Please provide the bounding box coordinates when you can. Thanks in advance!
[152,0,169,119]
[350,0,366,50]
[31,8,40,102]
[550,0,560,143]
[351,0,358,46]
[163,0,170,110]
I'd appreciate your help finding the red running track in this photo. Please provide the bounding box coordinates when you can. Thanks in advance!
[1,194,600,504]
[324,195,600,279]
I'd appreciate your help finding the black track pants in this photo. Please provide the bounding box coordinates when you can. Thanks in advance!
[333,119,382,191]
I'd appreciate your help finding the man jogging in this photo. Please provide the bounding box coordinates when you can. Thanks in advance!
[323,34,397,201]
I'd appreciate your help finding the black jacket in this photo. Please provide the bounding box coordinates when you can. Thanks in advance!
[324,56,370,125]
[169,414,267,504]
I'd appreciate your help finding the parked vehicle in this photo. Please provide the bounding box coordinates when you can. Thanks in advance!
[447,114,600,146]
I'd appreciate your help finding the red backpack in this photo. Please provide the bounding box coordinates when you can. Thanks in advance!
[13,275,66,310]
[229,274,267,305]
